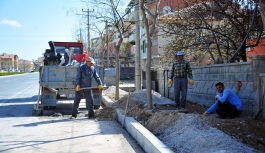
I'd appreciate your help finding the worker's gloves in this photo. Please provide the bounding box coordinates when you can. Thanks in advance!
[98,85,104,90]
[76,85,80,91]
[202,112,207,116]
[188,79,194,85]
[167,79,172,85]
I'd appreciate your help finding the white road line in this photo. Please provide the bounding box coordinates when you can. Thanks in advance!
[0,84,35,105]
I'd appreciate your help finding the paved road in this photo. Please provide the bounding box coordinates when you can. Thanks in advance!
[0,73,144,153]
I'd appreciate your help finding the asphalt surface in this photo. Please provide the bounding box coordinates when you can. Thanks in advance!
[0,73,144,153]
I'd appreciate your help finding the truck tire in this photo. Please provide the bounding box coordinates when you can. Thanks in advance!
[94,105,100,109]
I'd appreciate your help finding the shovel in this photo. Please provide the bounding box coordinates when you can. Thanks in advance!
[32,64,44,116]
[64,87,99,91]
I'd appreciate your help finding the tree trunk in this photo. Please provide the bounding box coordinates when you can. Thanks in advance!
[146,41,152,110]
[260,0,265,30]
[241,41,247,62]
[115,50,120,100]
[141,0,152,110]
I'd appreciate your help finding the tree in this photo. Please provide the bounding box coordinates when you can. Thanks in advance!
[259,0,265,28]
[90,22,116,66]
[158,0,263,65]
[140,0,160,110]
[86,0,132,100]
[1,59,12,71]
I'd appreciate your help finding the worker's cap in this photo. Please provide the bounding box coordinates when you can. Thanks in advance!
[176,51,184,56]
[86,57,96,64]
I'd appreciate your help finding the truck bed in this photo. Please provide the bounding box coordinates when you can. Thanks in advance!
[41,65,104,88]
[40,65,104,109]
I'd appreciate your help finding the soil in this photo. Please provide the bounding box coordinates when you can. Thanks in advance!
[95,86,265,153]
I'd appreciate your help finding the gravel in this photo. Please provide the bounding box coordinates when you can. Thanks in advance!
[103,86,258,153]
[159,113,258,153]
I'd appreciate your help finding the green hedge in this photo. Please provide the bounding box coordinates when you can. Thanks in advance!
[0,72,25,76]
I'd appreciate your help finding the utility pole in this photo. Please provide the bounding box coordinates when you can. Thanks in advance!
[135,0,141,90]
[106,20,110,68]
[79,28,82,42]
[82,9,94,51]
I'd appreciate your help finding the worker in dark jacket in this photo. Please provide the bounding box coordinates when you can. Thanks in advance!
[70,57,103,119]
[203,82,243,119]
[168,51,194,110]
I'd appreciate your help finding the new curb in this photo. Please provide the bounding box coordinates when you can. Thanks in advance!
[102,94,174,153]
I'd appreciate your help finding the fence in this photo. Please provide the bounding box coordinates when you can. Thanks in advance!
[154,55,265,117]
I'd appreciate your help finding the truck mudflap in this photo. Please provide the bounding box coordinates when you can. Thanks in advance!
[41,90,57,109]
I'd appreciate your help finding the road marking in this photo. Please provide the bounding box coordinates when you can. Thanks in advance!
[0,84,35,105]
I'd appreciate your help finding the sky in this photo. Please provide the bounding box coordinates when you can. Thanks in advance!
[0,0,91,61]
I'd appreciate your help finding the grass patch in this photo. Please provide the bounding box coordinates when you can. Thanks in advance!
[0,72,25,76]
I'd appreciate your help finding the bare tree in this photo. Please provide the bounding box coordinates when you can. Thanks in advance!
[86,0,132,100]
[140,0,160,110]
[158,0,263,65]
[259,0,265,28]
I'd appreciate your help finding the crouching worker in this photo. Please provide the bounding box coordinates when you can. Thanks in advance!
[202,82,243,119]
[70,57,103,119]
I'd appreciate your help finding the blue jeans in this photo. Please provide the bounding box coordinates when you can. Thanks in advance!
[173,77,188,108]
[216,100,243,119]
[72,90,94,117]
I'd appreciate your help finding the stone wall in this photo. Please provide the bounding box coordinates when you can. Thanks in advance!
[105,67,135,86]
[153,55,265,117]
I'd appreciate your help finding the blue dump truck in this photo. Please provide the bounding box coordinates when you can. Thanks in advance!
[39,41,104,110]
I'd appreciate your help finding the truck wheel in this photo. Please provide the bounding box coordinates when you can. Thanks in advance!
[94,105,100,109]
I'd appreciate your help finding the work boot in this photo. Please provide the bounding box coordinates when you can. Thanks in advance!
[88,114,98,119]
[69,115,76,119]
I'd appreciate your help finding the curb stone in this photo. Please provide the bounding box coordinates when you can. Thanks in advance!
[102,93,174,153]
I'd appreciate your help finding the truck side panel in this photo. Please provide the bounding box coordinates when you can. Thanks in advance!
[41,66,104,88]
[40,65,104,108]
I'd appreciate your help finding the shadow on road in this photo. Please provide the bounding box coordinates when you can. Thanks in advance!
[13,117,88,127]
[0,104,34,118]
[0,132,100,152]
[0,95,38,103]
